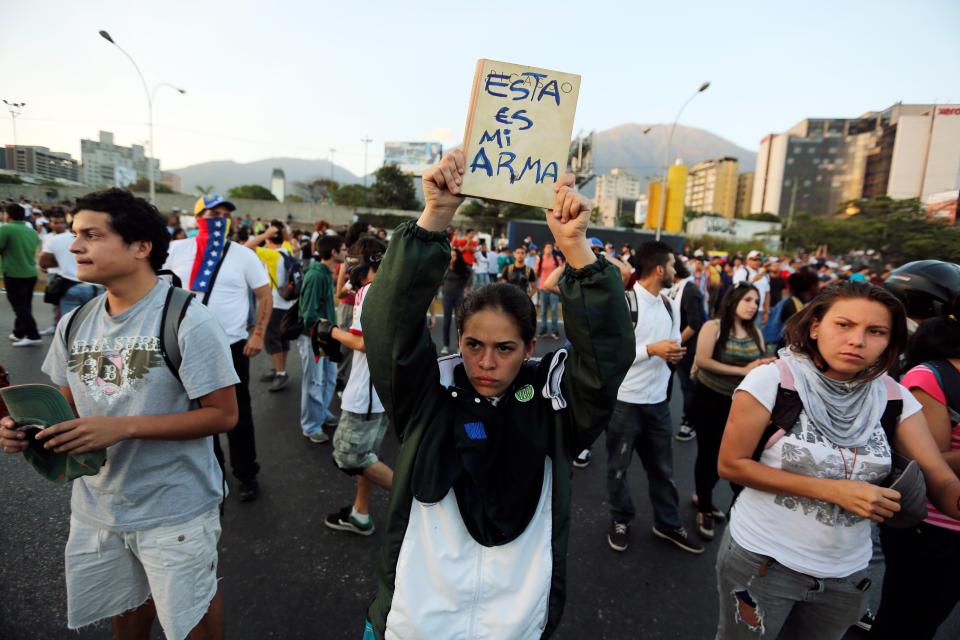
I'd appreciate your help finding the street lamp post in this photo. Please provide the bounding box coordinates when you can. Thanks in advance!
[329,148,337,181]
[2,100,26,148]
[361,136,373,209]
[99,30,185,204]
[655,81,710,241]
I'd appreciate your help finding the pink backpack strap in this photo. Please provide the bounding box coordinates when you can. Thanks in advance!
[881,375,901,401]
[775,358,795,390]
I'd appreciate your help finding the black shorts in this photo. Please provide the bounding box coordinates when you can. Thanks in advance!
[264,307,290,355]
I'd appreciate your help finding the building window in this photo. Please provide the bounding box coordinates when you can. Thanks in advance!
[803,179,812,187]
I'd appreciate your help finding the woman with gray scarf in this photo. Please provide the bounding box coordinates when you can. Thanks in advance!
[713,281,960,640]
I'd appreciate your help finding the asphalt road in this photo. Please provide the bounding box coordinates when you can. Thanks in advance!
[0,298,957,639]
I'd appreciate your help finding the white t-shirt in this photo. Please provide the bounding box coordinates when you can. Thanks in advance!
[164,239,270,344]
[617,283,681,405]
[473,250,488,275]
[729,363,922,578]
[41,232,78,280]
[754,274,770,311]
[340,283,384,415]
[733,265,757,284]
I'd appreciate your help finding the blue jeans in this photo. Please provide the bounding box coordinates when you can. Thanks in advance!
[537,289,559,334]
[473,272,489,286]
[59,283,99,318]
[297,335,337,437]
[605,399,681,528]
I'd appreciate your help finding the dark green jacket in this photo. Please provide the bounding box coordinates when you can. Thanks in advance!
[298,261,336,331]
[363,221,633,639]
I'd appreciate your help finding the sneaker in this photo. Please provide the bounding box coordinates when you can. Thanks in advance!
[325,506,375,536]
[572,449,592,469]
[608,521,629,552]
[696,512,715,540]
[439,346,450,355]
[12,338,43,347]
[675,423,696,442]
[306,431,330,444]
[550,332,560,340]
[7,334,18,341]
[537,330,548,337]
[259,369,277,382]
[238,480,259,502]
[652,524,704,554]
[691,494,726,521]
[855,610,875,632]
[268,372,289,392]
[39,326,56,336]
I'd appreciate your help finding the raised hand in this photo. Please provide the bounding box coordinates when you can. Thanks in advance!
[421,150,466,227]
[546,174,594,268]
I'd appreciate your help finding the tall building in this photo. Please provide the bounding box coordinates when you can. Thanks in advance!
[752,103,960,217]
[80,130,160,190]
[735,172,754,217]
[643,162,687,233]
[685,157,739,218]
[595,167,643,227]
[664,162,687,233]
[3,145,80,182]
[271,168,286,203]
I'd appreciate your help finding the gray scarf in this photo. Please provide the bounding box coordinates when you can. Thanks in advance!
[779,348,886,448]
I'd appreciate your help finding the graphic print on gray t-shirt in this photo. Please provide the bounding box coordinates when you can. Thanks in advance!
[42,279,239,531]
[774,414,891,528]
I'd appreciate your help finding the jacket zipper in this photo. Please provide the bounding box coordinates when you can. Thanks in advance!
[466,544,484,639]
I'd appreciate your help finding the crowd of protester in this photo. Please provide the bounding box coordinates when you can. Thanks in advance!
[1,157,960,640]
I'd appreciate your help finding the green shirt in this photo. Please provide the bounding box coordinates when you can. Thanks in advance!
[0,221,39,278]
[299,261,336,330]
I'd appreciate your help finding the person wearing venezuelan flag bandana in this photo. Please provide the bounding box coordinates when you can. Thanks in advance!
[163,194,272,502]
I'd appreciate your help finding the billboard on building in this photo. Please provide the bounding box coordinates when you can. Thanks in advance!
[924,190,958,225]
[384,142,443,175]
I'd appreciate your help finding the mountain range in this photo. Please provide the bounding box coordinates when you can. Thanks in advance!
[168,124,756,197]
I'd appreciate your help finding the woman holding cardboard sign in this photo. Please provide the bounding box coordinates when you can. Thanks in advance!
[359,149,633,639]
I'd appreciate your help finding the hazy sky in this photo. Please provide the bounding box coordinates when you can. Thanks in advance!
[2,0,958,177]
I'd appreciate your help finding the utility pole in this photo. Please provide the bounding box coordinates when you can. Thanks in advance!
[361,136,373,188]
[329,148,337,181]
[2,100,26,148]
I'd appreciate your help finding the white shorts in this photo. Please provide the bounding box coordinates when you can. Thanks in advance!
[65,507,221,640]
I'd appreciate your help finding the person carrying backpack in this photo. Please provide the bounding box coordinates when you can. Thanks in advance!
[691,282,775,540]
[714,281,960,640]
[871,294,960,639]
[0,189,239,639]
[501,246,537,298]
[762,268,820,354]
[246,220,303,392]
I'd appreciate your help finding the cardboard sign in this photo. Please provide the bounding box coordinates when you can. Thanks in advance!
[460,59,580,209]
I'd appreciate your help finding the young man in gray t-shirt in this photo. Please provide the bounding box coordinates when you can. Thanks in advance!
[0,189,239,639]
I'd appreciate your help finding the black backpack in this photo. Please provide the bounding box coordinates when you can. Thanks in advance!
[731,359,903,502]
[278,251,304,301]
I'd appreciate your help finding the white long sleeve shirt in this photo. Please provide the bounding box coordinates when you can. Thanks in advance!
[616,281,681,405]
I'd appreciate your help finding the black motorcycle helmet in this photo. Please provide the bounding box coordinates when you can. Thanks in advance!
[883,260,960,320]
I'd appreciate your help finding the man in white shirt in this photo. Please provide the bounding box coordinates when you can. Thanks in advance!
[605,241,703,556]
[39,212,100,329]
[164,194,272,502]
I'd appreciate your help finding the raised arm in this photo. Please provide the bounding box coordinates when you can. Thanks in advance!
[364,151,465,440]
[547,176,635,453]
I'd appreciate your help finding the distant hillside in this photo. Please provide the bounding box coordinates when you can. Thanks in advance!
[168,157,364,196]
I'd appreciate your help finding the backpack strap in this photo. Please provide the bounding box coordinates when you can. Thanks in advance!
[159,287,194,382]
[879,375,903,446]
[660,294,673,322]
[923,360,960,420]
[64,295,102,353]
[625,288,639,327]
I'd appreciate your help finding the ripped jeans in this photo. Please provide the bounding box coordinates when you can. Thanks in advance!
[715,528,869,639]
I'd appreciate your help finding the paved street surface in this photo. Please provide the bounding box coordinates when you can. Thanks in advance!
[1,298,957,639]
